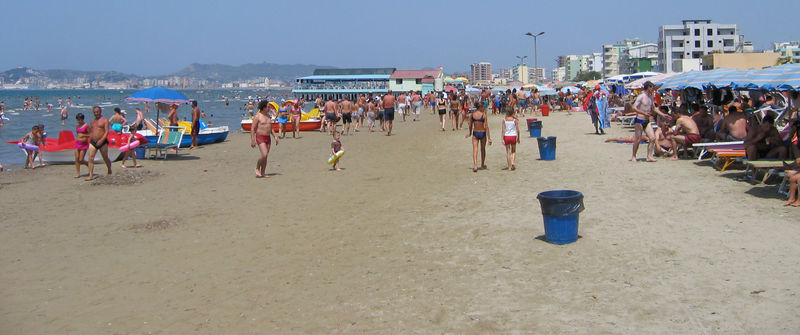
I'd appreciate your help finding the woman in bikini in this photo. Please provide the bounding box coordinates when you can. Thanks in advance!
[436,93,448,131]
[290,101,302,138]
[74,113,90,178]
[449,92,460,131]
[466,101,491,172]
[277,101,289,139]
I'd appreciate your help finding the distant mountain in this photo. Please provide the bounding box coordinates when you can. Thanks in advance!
[0,66,139,83]
[168,62,336,82]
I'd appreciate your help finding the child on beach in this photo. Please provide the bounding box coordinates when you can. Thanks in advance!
[331,131,344,171]
[251,100,279,178]
[20,125,42,169]
[119,126,143,169]
[35,124,47,167]
[783,158,800,207]
[502,107,521,170]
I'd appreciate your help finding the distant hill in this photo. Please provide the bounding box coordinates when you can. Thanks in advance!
[168,62,336,82]
[0,66,139,83]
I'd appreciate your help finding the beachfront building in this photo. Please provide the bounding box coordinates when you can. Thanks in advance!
[511,63,529,84]
[292,68,395,100]
[470,62,492,82]
[389,69,444,94]
[700,52,780,71]
[602,39,647,78]
[551,67,566,82]
[659,20,745,73]
[528,67,546,83]
[773,41,800,64]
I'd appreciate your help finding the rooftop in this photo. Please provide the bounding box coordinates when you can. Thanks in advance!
[390,70,441,79]
[313,68,396,76]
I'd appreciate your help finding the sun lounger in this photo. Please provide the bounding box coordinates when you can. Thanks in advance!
[692,141,745,160]
[743,160,794,183]
[146,126,185,159]
[710,149,746,171]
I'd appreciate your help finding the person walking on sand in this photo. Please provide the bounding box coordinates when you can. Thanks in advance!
[449,92,460,131]
[251,100,279,178]
[341,96,353,136]
[382,90,396,136]
[502,107,521,170]
[411,91,422,121]
[86,106,112,180]
[436,92,448,131]
[324,96,338,134]
[330,131,344,171]
[396,91,407,122]
[189,100,200,149]
[631,81,671,162]
[466,102,491,172]
[73,113,90,178]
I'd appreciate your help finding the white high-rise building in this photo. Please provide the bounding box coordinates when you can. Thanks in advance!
[658,19,744,73]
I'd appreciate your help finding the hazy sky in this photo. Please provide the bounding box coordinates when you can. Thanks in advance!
[2,0,798,76]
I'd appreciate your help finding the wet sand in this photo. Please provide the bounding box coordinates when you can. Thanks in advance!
[1,110,799,334]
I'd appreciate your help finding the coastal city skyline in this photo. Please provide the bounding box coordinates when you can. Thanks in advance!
[2,0,798,77]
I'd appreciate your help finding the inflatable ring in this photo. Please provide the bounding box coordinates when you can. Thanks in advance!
[18,142,39,151]
[118,140,140,152]
[328,150,344,165]
[269,102,280,112]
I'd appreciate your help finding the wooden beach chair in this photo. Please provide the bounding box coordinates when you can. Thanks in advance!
[709,149,746,171]
[146,126,185,159]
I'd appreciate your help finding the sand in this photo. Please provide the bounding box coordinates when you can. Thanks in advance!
[1,110,799,334]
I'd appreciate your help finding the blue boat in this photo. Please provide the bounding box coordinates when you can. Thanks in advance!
[140,120,229,148]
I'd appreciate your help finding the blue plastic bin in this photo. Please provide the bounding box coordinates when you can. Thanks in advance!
[536,136,556,160]
[528,120,542,137]
[537,190,584,244]
[134,146,146,159]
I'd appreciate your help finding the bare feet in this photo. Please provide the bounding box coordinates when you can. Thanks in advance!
[120,164,128,169]
[473,167,478,172]
[255,168,263,178]
[668,156,679,161]
[134,164,143,168]
[85,176,94,181]
[646,157,657,162]
[784,199,796,206]
[511,165,516,171]
[74,175,81,178]
[631,157,638,162]
[480,165,487,170]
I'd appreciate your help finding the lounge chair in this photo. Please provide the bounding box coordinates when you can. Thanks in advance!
[743,159,794,184]
[710,149,746,171]
[146,126,185,159]
[692,141,745,160]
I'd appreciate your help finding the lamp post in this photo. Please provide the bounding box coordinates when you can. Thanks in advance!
[525,31,545,82]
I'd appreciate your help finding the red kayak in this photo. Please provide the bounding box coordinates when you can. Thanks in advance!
[240,119,322,132]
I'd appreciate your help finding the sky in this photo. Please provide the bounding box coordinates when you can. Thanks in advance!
[2,0,798,76]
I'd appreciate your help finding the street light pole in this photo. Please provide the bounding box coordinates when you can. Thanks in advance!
[525,32,545,82]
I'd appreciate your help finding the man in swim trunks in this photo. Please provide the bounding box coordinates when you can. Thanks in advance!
[251,100,279,178]
[168,103,179,127]
[411,91,422,121]
[631,81,671,162]
[667,112,701,160]
[190,100,200,149]
[340,96,353,136]
[745,114,787,161]
[716,106,748,141]
[86,106,112,180]
[324,96,338,134]
[382,90,396,136]
[396,91,407,122]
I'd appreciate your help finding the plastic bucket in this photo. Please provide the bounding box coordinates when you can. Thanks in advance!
[541,105,550,116]
[537,190,584,244]
[528,120,542,137]
[134,146,146,159]
[536,136,556,160]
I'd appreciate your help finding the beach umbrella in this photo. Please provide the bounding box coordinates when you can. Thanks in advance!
[444,85,458,93]
[465,87,481,95]
[444,77,454,83]
[124,87,191,132]
[456,77,469,82]
[626,72,678,89]
[734,63,800,90]
[560,86,581,94]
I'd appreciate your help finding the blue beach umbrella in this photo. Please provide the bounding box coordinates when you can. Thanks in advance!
[124,87,191,132]
[735,63,800,90]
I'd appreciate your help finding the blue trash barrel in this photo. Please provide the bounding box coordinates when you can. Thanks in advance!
[134,146,146,159]
[536,136,556,160]
[537,190,584,244]
[527,120,542,137]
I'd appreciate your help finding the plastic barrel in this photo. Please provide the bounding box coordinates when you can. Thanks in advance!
[537,190,584,244]
[134,146,146,159]
[528,120,542,137]
[536,136,556,160]
[541,104,550,116]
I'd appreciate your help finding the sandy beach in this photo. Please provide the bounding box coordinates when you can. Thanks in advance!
[1,110,799,334]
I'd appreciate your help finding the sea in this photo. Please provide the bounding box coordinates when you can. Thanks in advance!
[0,89,294,169]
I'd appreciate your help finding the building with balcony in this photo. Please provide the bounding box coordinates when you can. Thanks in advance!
[470,62,492,82]
[659,19,745,73]
[293,68,395,100]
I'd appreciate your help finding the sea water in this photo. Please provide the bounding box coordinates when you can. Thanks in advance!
[0,89,293,169]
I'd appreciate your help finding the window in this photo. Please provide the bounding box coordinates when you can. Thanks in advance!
[707,40,713,47]
[694,29,700,36]
[724,39,734,47]
[707,29,713,35]
[415,79,421,85]
[695,41,700,48]
[396,79,402,85]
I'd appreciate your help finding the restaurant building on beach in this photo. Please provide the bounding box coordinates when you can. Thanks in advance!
[292,67,443,100]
